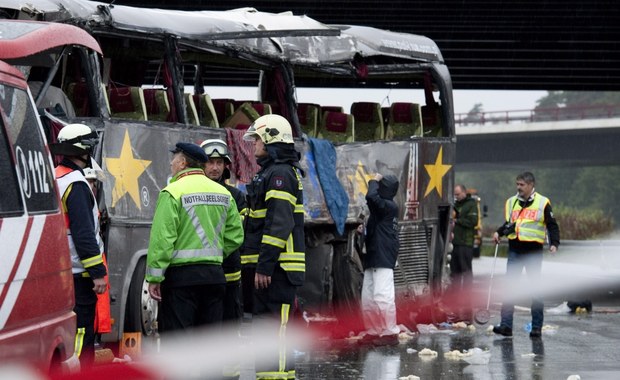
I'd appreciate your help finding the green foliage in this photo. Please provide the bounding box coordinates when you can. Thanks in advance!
[553,205,615,240]
[535,91,620,109]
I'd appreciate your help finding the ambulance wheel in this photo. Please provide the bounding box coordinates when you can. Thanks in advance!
[125,257,158,336]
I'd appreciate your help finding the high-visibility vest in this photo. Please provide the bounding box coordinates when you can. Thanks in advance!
[504,193,549,244]
[55,165,104,275]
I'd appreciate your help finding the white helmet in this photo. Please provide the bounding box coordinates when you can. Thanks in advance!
[49,123,99,156]
[200,138,231,164]
[243,114,294,145]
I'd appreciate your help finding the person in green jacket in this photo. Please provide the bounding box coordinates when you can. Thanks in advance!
[146,142,244,333]
[450,184,479,321]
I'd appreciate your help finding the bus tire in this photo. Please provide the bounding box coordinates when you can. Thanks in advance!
[124,257,157,336]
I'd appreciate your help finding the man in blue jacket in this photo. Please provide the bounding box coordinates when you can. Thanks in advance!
[360,173,400,346]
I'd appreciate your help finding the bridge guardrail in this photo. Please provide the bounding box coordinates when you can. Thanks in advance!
[456,104,620,126]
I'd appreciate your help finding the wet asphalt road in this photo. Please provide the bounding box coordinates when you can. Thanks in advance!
[289,253,620,380]
[293,307,620,380]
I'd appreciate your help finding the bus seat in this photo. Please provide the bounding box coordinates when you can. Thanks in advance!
[184,93,200,126]
[212,98,235,124]
[193,94,219,127]
[108,86,147,121]
[385,102,422,139]
[143,89,170,122]
[296,103,320,137]
[317,111,355,143]
[252,103,272,116]
[351,102,384,141]
[222,102,260,129]
[321,105,344,119]
[422,103,443,137]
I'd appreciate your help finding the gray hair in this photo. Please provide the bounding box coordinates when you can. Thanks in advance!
[516,171,535,184]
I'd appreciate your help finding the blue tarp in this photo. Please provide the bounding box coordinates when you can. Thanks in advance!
[308,138,349,235]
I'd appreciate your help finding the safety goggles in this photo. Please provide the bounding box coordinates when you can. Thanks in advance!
[203,141,229,158]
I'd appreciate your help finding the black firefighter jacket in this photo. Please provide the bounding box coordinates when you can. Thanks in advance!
[243,152,305,286]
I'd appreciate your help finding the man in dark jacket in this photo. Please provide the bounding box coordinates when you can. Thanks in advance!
[360,173,400,346]
[450,184,478,321]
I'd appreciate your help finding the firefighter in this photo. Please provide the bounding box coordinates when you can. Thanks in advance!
[242,115,305,380]
[83,165,112,339]
[49,123,107,368]
[200,138,248,380]
[146,142,243,333]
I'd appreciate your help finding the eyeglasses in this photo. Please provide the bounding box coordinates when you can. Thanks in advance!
[203,141,229,157]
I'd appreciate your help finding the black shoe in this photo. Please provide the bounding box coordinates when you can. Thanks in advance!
[372,334,399,346]
[529,328,542,338]
[492,325,513,337]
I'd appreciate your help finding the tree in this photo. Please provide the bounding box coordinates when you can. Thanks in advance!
[463,102,484,125]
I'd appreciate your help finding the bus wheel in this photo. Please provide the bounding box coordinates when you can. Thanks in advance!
[124,257,158,336]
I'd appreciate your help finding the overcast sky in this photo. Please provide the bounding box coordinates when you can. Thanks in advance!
[207,86,548,115]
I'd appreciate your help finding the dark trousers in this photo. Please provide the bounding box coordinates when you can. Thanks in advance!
[241,266,256,314]
[73,276,97,368]
[159,283,225,333]
[223,280,243,322]
[253,268,298,380]
[449,244,474,290]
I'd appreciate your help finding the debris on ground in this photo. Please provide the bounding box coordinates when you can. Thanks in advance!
[398,375,421,380]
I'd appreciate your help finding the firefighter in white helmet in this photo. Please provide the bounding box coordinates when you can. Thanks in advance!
[49,123,107,368]
[242,115,305,380]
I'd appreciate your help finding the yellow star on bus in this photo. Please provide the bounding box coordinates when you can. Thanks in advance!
[347,160,374,195]
[424,146,452,197]
[105,130,152,209]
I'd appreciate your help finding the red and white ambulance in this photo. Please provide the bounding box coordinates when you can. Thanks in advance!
[0,20,102,375]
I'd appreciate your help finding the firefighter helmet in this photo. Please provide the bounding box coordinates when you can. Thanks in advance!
[49,123,99,156]
[243,114,294,144]
[200,138,231,164]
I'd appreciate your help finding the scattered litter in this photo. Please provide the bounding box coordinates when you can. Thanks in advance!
[566,375,581,380]
[467,324,476,332]
[486,325,494,334]
[461,348,491,365]
[418,348,438,357]
[542,324,558,335]
[416,323,453,334]
[406,348,418,354]
[416,324,438,334]
[547,302,571,314]
[112,354,133,363]
[521,353,536,358]
[453,322,468,329]
[444,350,468,361]
[398,375,421,380]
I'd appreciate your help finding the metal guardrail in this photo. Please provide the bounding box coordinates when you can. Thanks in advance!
[482,238,620,247]
[456,104,620,126]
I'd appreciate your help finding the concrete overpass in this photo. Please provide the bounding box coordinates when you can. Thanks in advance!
[455,108,620,171]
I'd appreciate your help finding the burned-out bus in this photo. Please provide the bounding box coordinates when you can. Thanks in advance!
[0,0,455,341]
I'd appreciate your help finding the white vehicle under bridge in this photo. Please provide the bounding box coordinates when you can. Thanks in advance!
[0,0,455,341]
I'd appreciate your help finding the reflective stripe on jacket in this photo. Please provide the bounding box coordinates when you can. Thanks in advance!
[504,193,549,244]
[243,161,305,286]
[146,169,244,283]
